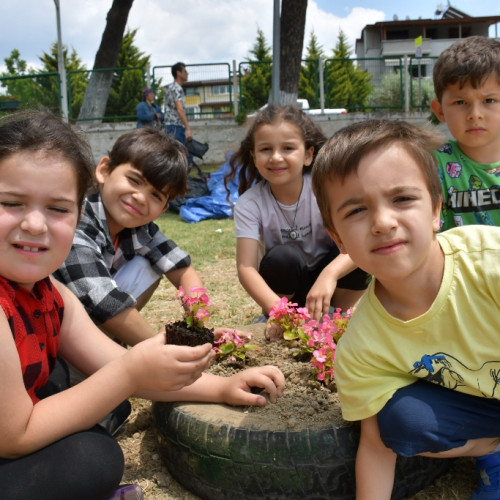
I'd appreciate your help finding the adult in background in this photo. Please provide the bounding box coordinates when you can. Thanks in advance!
[164,62,193,163]
[136,88,163,129]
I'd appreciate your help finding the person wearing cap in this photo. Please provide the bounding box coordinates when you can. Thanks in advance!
[136,88,164,129]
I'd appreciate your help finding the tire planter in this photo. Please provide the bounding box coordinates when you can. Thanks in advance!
[153,400,452,499]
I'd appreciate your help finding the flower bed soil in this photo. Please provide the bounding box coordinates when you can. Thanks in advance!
[208,323,344,430]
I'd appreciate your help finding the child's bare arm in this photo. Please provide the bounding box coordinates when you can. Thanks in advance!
[236,238,280,315]
[0,281,284,458]
[0,283,213,458]
[356,416,397,500]
[306,253,357,320]
[165,265,203,293]
[99,307,157,345]
[141,365,285,406]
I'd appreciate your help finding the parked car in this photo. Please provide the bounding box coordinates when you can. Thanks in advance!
[247,98,347,117]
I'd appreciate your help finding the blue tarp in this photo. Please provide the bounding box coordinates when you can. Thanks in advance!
[180,153,240,223]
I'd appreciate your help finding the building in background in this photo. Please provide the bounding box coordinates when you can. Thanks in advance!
[355,6,500,83]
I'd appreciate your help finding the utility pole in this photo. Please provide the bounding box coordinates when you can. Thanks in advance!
[54,0,69,121]
[270,0,280,104]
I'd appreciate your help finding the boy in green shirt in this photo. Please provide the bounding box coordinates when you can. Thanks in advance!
[430,36,500,230]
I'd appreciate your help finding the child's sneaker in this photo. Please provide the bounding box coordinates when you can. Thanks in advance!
[106,484,144,500]
[471,452,500,499]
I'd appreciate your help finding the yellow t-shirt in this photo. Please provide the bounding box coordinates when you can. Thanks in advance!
[335,225,500,421]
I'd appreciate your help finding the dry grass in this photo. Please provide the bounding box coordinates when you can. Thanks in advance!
[127,210,478,499]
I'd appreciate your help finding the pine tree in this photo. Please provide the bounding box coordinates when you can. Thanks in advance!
[326,31,372,110]
[104,28,150,120]
[239,28,272,117]
[299,31,325,108]
[38,43,88,117]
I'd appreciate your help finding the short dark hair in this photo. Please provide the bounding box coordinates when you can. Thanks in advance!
[171,62,185,79]
[105,127,188,200]
[433,36,500,101]
[312,120,444,234]
[0,110,94,210]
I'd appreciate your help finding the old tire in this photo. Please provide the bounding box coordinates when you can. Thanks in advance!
[153,400,451,499]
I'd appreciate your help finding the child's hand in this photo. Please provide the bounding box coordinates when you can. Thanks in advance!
[213,327,252,343]
[221,365,285,406]
[265,321,283,342]
[306,275,337,321]
[125,333,214,392]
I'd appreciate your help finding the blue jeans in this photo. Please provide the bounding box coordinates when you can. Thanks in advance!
[165,124,193,164]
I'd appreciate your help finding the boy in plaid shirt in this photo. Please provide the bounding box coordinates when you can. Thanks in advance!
[55,128,204,346]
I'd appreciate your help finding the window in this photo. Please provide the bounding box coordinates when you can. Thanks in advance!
[185,105,201,120]
[185,87,199,96]
[210,85,230,96]
[386,29,409,40]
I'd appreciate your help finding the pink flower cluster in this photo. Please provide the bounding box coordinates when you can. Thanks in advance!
[176,286,212,331]
[268,298,353,385]
[268,297,311,340]
[213,330,261,363]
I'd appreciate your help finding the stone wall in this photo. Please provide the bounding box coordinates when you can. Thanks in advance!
[79,113,452,166]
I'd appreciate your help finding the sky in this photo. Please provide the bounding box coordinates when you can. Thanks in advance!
[1,0,500,73]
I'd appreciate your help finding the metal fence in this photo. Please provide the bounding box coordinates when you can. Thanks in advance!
[0,57,438,121]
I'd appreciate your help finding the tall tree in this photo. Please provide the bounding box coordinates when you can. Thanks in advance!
[326,30,372,110]
[105,28,149,119]
[299,31,325,107]
[78,0,134,121]
[239,28,272,117]
[1,50,38,111]
[39,43,88,117]
[279,0,307,104]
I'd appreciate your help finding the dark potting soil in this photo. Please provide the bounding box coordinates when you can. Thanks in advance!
[165,321,214,347]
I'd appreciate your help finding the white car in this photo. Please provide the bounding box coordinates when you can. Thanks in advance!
[247,98,347,118]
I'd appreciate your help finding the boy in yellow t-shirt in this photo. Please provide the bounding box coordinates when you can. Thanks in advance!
[312,119,500,500]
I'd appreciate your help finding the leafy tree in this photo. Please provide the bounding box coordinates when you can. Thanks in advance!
[79,0,134,121]
[104,28,148,119]
[299,31,325,108]
[3,49,29,75]
[279,0,307,104]
[1,50,40,111]
[38,43,88,117]
[238,28,272,118]
[366,68,435,112]
[326,30,372,110]
[366,70,404,109]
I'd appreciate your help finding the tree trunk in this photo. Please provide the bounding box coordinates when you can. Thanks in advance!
[78,0,134,121]
[279,0,308,104]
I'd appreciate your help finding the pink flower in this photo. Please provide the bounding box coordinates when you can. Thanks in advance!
[268,297,352,385]
[176,286,213,331]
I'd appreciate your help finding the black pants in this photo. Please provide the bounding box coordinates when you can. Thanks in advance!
[259,244,368,307]
[0,359,124,500]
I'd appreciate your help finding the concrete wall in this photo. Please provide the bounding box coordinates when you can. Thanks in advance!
[79,113,452,167]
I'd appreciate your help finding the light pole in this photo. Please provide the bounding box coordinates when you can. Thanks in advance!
[270,0,280,104]
[54,0,69,121]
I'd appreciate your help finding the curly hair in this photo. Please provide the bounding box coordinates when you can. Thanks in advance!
[224,103,326,197]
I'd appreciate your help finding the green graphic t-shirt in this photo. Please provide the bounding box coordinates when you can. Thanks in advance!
[435,140,500,230]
